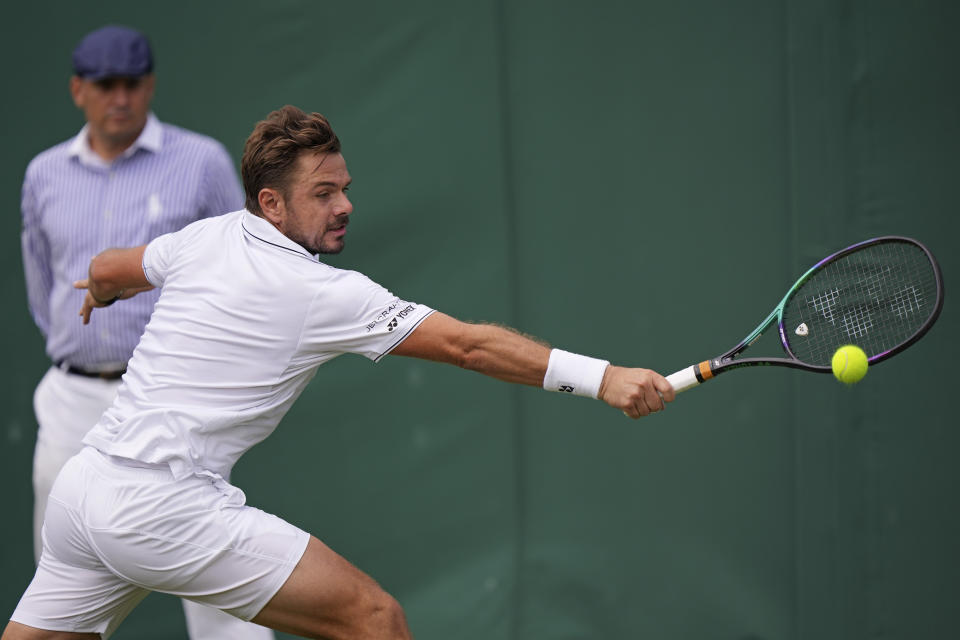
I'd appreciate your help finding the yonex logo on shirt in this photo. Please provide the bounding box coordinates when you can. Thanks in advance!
[386,305,416,332]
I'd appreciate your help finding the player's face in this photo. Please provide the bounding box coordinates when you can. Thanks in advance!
[70,74,154,148]
[279,151,353,255]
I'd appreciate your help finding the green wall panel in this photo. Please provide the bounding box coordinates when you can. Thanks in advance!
[1,1,956,639]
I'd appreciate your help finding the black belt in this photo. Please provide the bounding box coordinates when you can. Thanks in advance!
[56,362,126,380]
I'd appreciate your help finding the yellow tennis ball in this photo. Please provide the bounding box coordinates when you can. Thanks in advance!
[832,345,868,384]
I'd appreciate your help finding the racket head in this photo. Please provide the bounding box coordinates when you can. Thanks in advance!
[778,236,944,369]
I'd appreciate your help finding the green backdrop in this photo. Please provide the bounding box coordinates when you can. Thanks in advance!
[1,1,956,638]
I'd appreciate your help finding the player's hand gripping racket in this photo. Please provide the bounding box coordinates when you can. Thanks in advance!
[666,236,944,392]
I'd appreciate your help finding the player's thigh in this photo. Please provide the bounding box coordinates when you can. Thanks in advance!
[252,536,411,640]
[31,440,81,561]
[1,620,99,640]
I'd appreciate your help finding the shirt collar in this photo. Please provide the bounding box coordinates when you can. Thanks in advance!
[240,209,320,262]
[68,112,162,168]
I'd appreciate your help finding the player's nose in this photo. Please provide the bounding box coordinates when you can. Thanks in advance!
[338,193,354,215]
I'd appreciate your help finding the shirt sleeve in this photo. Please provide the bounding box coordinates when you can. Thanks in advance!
[199,142,244,218]
[20,165,53,337]
[301,270,435,362]
[142,231,181,288]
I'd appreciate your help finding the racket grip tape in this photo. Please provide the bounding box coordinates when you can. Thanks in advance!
[665,361,713,393]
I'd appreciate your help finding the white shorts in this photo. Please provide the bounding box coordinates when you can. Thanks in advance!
[11,447,310,638]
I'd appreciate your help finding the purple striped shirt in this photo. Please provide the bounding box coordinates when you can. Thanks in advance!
[21,113,243,370]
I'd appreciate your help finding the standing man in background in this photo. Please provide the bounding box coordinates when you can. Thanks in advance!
[19,24,274,640]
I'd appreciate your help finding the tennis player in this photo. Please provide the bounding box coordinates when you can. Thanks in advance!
[4,105,673,640]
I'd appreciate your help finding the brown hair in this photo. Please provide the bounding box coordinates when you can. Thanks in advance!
[241,105,341,216]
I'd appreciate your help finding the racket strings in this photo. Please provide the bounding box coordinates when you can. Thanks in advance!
[782,241,938,366]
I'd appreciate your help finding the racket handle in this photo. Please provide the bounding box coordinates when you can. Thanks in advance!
[666,366,701,393]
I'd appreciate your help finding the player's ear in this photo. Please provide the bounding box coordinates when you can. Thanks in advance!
[258,188,284,225]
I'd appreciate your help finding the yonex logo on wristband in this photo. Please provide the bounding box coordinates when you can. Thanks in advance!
[543,349,608,399]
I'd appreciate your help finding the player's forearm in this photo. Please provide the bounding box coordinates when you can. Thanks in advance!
[393,312,672,417]
[461,325,626,402]
[393,312,611,396]
[87,246,150,302]
[452,323,617,398]
[391,312,550,386]
[457,323,552,386]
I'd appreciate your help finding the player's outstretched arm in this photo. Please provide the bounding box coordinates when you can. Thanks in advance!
[390,311,550,385]
[390,312,674,418]
[73,245,153,324]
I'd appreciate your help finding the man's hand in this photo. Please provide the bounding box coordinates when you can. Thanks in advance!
[73,279,154,325]
[598,365,675,419]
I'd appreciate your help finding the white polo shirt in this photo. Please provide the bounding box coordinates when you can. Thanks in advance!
[82,209,434,481]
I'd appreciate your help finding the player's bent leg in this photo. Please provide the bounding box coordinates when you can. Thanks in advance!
[251,536,412,640]
[1,620,99,640]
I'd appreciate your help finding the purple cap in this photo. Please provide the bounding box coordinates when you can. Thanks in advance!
[72,25,153,80]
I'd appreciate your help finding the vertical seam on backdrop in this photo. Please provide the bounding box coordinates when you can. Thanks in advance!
[853,4,886,635]
[492,0,525,638]
[781,0,802,637]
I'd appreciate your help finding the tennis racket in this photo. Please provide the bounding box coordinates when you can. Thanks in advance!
[666,236,944,392]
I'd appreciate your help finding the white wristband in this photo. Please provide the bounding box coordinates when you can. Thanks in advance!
[542,349,609,399]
